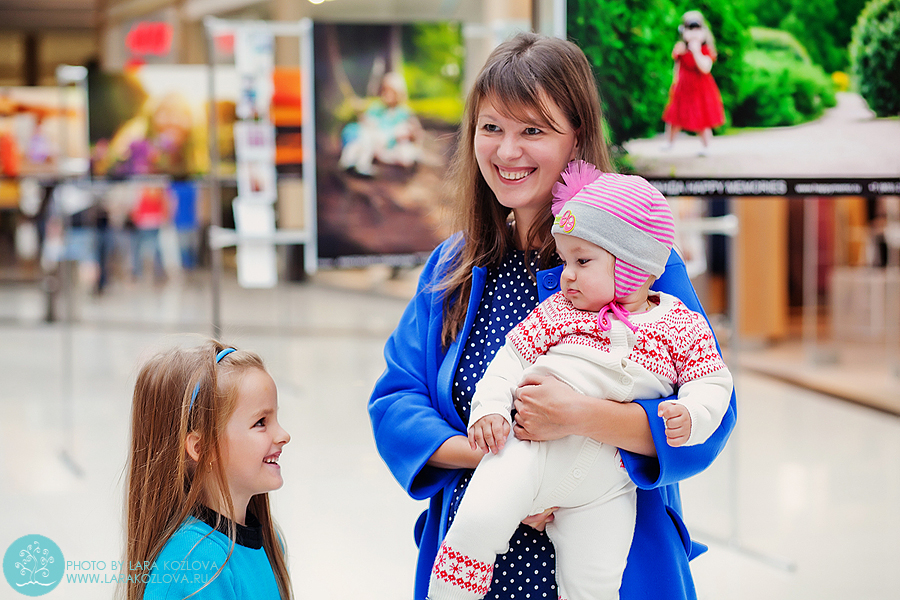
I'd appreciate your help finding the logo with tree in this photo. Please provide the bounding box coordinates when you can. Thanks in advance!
[3,535,64,596]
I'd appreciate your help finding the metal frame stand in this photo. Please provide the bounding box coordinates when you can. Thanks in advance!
[54,64,90,478]
[203,17,318,338]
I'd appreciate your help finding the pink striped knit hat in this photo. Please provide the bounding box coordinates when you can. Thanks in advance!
[551,160,675,301]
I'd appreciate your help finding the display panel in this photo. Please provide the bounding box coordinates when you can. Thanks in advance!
[87,64,239,178]
[313,22,464,267]
[566,1,900,197]
[0,86,88,177]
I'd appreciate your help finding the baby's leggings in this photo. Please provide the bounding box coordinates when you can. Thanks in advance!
[428,433,636,600]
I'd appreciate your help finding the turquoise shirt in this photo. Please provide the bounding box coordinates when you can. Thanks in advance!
[143,509,281,600]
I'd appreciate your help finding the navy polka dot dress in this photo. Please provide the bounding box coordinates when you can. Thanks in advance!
[448,249,558,600]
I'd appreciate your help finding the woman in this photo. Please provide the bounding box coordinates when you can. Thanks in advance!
[369,32,736,600]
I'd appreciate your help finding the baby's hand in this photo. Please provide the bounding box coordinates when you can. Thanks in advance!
[658,402,691,447]
[469,414,511,455]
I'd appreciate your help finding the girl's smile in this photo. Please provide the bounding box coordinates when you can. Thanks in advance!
[221,368,290,523]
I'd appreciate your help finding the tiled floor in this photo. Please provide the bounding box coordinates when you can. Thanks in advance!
[1,269,899,599]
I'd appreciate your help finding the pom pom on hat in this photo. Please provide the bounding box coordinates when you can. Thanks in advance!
[551,162,676,300]
[551,159,602,216]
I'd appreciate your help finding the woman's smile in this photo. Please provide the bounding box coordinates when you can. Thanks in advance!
[497,166,535,182]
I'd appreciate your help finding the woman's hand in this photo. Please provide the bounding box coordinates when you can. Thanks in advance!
[513,372,657,457]
[513,373,583,442]
[658,401,692,447]
[521,507,558,532]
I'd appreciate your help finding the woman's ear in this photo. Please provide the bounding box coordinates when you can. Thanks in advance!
[185,432,202,463]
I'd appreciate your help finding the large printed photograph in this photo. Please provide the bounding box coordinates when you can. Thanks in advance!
[87,64,238,178]
[0,86,88,178]
[567,0,900,196]
[87,62,303,180]
[313,22,464,267]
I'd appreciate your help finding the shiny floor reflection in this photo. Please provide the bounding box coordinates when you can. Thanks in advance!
[1,276,898,599]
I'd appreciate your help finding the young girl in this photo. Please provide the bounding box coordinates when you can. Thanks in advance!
[124,340,292,600]
[427,163,733,600]
[339,71,423,177]
[661,10,726,155]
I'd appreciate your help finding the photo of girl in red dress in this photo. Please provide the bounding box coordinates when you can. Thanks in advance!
[662,10,725,156]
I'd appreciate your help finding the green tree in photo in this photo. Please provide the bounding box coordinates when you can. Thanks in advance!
[567,0,746,146]
[403,23,465,123]
[744,0,869,72]
[732,27,836,127]
[850,0,900,116]
[567,0,676,147]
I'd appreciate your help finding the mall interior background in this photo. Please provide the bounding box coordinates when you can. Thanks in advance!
[1,0,899,598]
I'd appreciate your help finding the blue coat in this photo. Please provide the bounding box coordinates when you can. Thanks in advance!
[369,238,737,600]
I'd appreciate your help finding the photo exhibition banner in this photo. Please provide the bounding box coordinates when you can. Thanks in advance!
[565,0,900,197]
[313,22,465,267]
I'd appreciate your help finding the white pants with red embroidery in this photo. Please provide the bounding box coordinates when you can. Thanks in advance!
[428,433,636,600]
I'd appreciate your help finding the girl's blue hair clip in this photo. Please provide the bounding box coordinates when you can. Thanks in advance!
[189,348,236,413]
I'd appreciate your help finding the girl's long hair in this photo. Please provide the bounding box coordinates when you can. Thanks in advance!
[124,340,292,600]
[438,32,615,347]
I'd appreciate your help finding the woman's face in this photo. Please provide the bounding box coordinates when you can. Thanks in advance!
[474,94,578,229]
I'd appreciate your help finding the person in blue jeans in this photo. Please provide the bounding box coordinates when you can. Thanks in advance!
[368,32,736,600]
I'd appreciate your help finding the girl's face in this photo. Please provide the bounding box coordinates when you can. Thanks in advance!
[380,84,400,107]
[682,24,705,44]
[221,368,290,512]
[555,233,616,312]
[474,95,578,232]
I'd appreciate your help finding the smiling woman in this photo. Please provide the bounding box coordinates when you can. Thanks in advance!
[369,31,737,600]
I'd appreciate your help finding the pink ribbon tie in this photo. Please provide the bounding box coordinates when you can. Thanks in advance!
[597,302,640,333]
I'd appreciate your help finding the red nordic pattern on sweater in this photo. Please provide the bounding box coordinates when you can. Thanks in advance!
[631,301,725,384]
[507,292,612,363]
[507,292,725,385]
[432,543,493,596]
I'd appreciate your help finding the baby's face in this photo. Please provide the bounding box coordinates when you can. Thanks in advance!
[555,233,616,312]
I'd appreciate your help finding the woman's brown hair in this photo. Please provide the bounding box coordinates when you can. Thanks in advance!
[123,340,292,600]
[438,32,615,347]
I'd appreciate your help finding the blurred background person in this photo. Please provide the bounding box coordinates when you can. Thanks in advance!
[661,10,725,156]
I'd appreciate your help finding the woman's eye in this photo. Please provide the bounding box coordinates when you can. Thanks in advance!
[524,127,542,135]
[482,123,500,133]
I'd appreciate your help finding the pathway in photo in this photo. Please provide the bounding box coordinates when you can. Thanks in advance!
[624,92,900,179]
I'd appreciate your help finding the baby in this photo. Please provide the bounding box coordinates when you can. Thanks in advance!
[428,162,733,600]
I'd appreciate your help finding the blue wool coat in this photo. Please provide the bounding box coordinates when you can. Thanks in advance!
[369,238,737,600]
